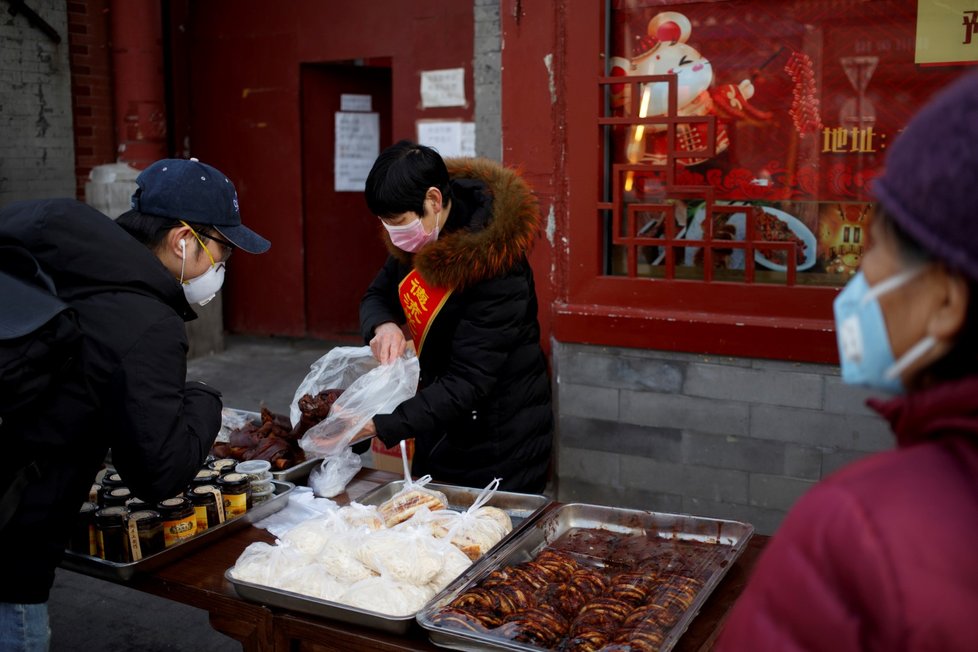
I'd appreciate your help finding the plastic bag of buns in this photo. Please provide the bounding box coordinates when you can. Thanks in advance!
[378,441,449,528]
[426,478,513,560]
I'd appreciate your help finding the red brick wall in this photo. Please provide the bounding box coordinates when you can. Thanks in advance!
[66,0,116,199]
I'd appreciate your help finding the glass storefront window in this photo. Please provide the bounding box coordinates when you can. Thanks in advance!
[602,0,967,286]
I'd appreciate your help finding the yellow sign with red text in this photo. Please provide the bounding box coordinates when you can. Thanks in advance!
[916,0,978,66]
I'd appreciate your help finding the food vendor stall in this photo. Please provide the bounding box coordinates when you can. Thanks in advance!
[62,466,767,652]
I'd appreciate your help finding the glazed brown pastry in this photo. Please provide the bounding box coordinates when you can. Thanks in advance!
[432,527,715,651]
[430,609,489,633]
[561,627,610,652]
[497,603,568,648]
[606,570,656,605]
[568,596,633,635]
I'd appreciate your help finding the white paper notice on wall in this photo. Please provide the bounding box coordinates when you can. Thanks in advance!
[420,68,466,108]
[335,112,379,192]
[417,121,476,158]
[340,94,372,112]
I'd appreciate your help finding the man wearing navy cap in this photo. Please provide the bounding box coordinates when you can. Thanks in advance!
[0,158,269,649]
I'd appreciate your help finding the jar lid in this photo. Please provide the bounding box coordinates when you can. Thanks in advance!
[129,509,161,523]
[79,501,97,514]
[194,469,220,480]
[102,472,125,487]
[109,487,132,498]
[158,496,190,510]
[189,486,220,503]
[235,460,271,475]
[219,472,249,485]
[95,506,128,523]
[208,459,238,472]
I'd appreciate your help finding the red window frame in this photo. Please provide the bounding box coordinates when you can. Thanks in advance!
[550,1,838,363]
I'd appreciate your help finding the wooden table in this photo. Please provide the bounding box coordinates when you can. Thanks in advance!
[85,468,767,651]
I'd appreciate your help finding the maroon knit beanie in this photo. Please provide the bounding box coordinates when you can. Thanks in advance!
[872,71,978,281]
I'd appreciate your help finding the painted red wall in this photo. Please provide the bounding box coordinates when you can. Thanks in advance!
[500,1,560,356]
[183,1,475,336]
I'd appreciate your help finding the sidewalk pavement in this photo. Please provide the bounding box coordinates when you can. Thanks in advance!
[49,335,342,651]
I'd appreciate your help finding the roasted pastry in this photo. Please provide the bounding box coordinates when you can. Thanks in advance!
[561,627,610,651]
[430,609,489,633]
[498,603,568,648]
[606,570,656,605]
[568,596,633,634]
[378,487,449,528]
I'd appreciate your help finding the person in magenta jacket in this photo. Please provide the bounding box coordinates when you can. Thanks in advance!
[717,72,978,651]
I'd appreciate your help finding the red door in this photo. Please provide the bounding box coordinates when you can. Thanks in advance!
[301,63,393,340]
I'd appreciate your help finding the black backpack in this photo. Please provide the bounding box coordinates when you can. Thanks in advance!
[0,245,83,422]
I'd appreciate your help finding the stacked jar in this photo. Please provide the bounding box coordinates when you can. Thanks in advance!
[156,496,197,548]
[97,472,126,507]
[235,460,274,505]
[187,484,225,532]
[216,472,251,518]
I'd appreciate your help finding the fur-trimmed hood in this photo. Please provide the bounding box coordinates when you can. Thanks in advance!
[382,157,541,290]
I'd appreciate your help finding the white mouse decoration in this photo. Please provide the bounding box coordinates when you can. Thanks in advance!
[610,12,772,168]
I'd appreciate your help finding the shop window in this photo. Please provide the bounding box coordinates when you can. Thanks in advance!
[554,0,969,360]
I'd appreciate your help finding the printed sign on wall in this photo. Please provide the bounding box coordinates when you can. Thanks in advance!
[334,112,379,192]
[916,0,978,65]
[420,68,466,108]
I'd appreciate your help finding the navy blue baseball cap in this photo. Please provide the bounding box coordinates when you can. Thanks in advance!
[130,158,270,254]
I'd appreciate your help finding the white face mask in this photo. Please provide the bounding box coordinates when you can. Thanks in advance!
[179,237,226,306]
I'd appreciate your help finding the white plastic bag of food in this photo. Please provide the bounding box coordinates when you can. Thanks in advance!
[429,478,511,560]
[298,347,419,457]
[308,447,363,498]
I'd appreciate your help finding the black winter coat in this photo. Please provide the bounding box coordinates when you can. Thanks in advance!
[360,159,553,493]
[0,199,222,603]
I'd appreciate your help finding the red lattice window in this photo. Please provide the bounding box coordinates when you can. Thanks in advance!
[542,1,967,362]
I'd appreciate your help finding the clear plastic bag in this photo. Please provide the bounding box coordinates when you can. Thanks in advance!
[308,447,363,498]
[429,478,512,560]
[296,347,419,457]
[377,443,449,528]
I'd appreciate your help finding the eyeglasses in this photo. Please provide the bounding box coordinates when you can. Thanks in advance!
[204,232,235,262]
[179,220,234,263]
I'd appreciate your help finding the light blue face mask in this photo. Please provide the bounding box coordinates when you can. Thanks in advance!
[833,268,936,394]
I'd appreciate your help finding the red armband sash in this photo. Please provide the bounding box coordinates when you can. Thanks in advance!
[398,269,452,357]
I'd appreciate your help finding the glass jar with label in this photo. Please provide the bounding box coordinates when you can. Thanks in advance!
[94,506,130,563]
[187,485,225,531]
[97,473,126,507]
[217,473,251,518]
[156,497,197,548]
[71,501,98,556]
[127,509,165,559]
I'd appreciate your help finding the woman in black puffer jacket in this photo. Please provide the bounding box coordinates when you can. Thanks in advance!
[357,141,553,493]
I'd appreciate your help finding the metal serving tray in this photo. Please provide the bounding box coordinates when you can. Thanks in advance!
[225,481,554,635]
[61,480,295,582]
[416,502,754,652]
[219,408,321,483]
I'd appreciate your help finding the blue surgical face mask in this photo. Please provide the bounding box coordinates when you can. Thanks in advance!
[833,268,936,394]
